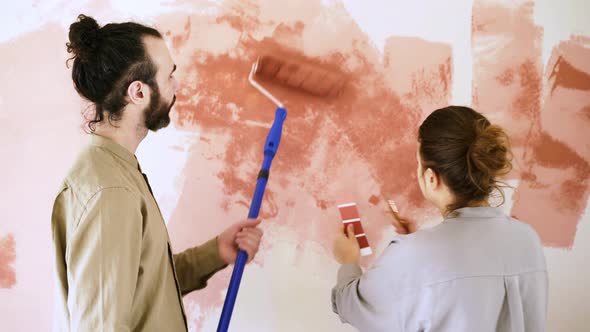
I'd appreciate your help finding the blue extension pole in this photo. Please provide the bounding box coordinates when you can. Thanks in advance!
[217,107,287,332]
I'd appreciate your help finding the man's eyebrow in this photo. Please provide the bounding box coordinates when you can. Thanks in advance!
[170,64,177,75]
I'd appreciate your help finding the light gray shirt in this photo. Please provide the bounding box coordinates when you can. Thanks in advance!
[332,207,548,332]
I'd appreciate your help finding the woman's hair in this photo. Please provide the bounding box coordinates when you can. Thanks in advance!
[418,106,513,212]
[66,14,162,132]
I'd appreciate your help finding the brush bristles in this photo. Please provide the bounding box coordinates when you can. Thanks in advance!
[255,55,346,97]
[387,199,399,213]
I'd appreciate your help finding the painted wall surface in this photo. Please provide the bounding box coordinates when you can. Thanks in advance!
[0,0,589,331]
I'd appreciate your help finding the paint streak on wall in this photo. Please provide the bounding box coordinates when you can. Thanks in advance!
[383,36,452,115]
[510,37,590,247]
[0,233,16,288]
[543,37,590,159]
[472,0,590,248]
[471,1,543,145]
[158,0,451,327]
[0,23,88,331]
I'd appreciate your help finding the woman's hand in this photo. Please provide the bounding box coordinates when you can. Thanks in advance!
[387,199,418,234]
[392,214,418,234]
[333,224,360,264]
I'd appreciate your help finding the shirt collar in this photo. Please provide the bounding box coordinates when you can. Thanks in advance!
[90,134,139,169]
[445,206,506,221]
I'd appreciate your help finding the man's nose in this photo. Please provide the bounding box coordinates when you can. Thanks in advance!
[173,77,180,93]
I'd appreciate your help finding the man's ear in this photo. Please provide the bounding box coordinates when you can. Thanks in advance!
[127,81,147,105]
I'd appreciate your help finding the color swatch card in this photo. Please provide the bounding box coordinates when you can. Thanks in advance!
[337,202,372,256]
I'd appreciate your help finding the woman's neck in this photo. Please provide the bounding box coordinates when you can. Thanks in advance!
[440,199,490,218]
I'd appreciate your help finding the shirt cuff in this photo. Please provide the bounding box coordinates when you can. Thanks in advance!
[200,237,229,272]
[337,263,363,285]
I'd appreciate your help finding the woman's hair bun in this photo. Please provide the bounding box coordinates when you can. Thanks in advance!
[468,120,513,181]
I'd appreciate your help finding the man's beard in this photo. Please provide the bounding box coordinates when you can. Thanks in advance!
[144,83,176,132]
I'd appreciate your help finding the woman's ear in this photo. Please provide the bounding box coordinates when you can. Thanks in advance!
[424,168,441,190]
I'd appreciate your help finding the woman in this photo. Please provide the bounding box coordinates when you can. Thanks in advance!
[331,106,547,331]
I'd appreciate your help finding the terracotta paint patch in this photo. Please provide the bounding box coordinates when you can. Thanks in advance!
[513,37,590,248]
[471,1,543,132]
[0,22,88,331]
[368,195,380,205]
[543,38,590,161]
[162,0,453,247]
[383,36,453,114]
[0,233,16,288]
[172,17,192,49]
[158,0,452,325]
[472,0,586,247]
[511,132,590,247]
[548,55,590,92]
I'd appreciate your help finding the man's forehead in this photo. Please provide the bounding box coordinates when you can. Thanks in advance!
[144,36,173,68]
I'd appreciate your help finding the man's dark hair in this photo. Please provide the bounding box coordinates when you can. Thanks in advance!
[66,14,162,131]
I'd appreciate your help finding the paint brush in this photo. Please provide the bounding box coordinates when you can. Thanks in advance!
[387,199,402,221]
[386,198,411,234]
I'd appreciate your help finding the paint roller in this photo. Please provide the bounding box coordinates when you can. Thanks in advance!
[217,53,347,331]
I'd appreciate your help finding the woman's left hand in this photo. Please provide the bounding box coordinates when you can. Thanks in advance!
[333,224,360,264]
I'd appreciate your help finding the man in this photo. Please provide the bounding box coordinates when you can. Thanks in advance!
[52,14,263,331]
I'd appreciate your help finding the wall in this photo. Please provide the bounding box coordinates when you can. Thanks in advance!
[0,0,589,331]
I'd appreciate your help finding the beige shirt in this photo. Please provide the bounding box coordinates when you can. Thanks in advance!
[52,134,227,332]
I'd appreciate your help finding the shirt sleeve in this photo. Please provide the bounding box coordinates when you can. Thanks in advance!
[173,237,228,295]
[331,263,383,328]
[66,187,143,332]
[331,243,406,330]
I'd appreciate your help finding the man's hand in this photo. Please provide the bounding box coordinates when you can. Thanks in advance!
[217,218,263,265]
[332,224,360,265]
